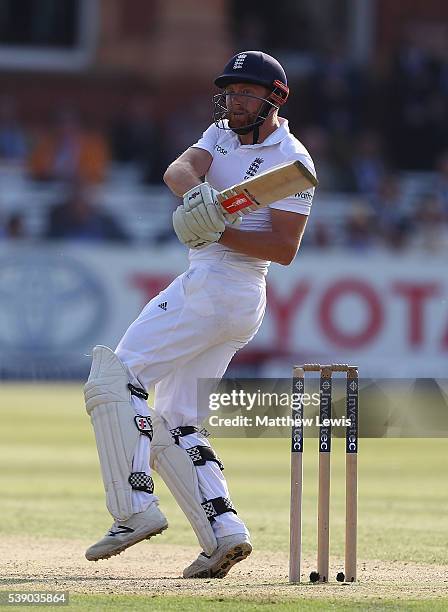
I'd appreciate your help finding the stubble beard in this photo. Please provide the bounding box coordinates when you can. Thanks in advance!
[228,110,258,130]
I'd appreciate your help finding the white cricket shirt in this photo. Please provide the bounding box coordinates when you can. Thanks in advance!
[190,118,316,275]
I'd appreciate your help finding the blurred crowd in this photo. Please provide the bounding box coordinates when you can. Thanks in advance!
[0,25,447,251]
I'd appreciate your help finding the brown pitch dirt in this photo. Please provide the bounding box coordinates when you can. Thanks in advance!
[1,536,447,601]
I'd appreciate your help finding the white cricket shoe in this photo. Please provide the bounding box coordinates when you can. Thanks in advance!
[183,533,252,579]
[85,503,168,561]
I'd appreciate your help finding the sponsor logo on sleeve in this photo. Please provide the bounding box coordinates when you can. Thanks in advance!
[294,191,313,201]
[215,145,228,155]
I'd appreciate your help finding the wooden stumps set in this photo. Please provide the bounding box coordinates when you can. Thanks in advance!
[289,363,359,584]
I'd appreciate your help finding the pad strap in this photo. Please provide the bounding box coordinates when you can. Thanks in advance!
[128,471,154,494]
[186,445,224,470]
[202,497,237,522]
[128,383,149,400]
[170,426,210,445]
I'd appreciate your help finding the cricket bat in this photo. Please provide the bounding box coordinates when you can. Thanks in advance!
[217,160,318,216]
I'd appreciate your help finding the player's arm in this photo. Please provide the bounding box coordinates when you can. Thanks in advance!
[218,209,308,265]
[163,147,213,196]
[165,146,230,249]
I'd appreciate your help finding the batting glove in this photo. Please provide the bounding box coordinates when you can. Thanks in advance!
[173,205,221,249]
[183,182,242,226]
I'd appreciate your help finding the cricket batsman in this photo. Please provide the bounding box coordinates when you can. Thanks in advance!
[84,51,316,578]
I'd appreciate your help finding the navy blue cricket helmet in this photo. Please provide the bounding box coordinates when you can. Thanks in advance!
[214,51,289,106]
[213,51,289,140]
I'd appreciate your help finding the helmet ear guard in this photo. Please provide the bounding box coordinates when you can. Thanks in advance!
[270,79,289,106]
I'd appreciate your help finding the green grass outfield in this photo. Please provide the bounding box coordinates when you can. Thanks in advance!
[32,596,448,611]
[0,383,447,611]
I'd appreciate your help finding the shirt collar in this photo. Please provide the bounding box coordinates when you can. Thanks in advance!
[237,117,290,149]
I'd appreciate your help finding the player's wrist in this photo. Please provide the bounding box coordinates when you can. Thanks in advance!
[217,226,234,245]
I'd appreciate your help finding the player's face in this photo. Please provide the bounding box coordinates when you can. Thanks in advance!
[224,83,271,129]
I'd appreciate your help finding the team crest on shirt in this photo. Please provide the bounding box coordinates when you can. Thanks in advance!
[244,157,264,179]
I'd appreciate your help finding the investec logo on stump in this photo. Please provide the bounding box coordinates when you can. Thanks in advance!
[346,381,359,452]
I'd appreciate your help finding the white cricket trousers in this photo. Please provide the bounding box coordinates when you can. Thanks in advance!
[115,258,266,538]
